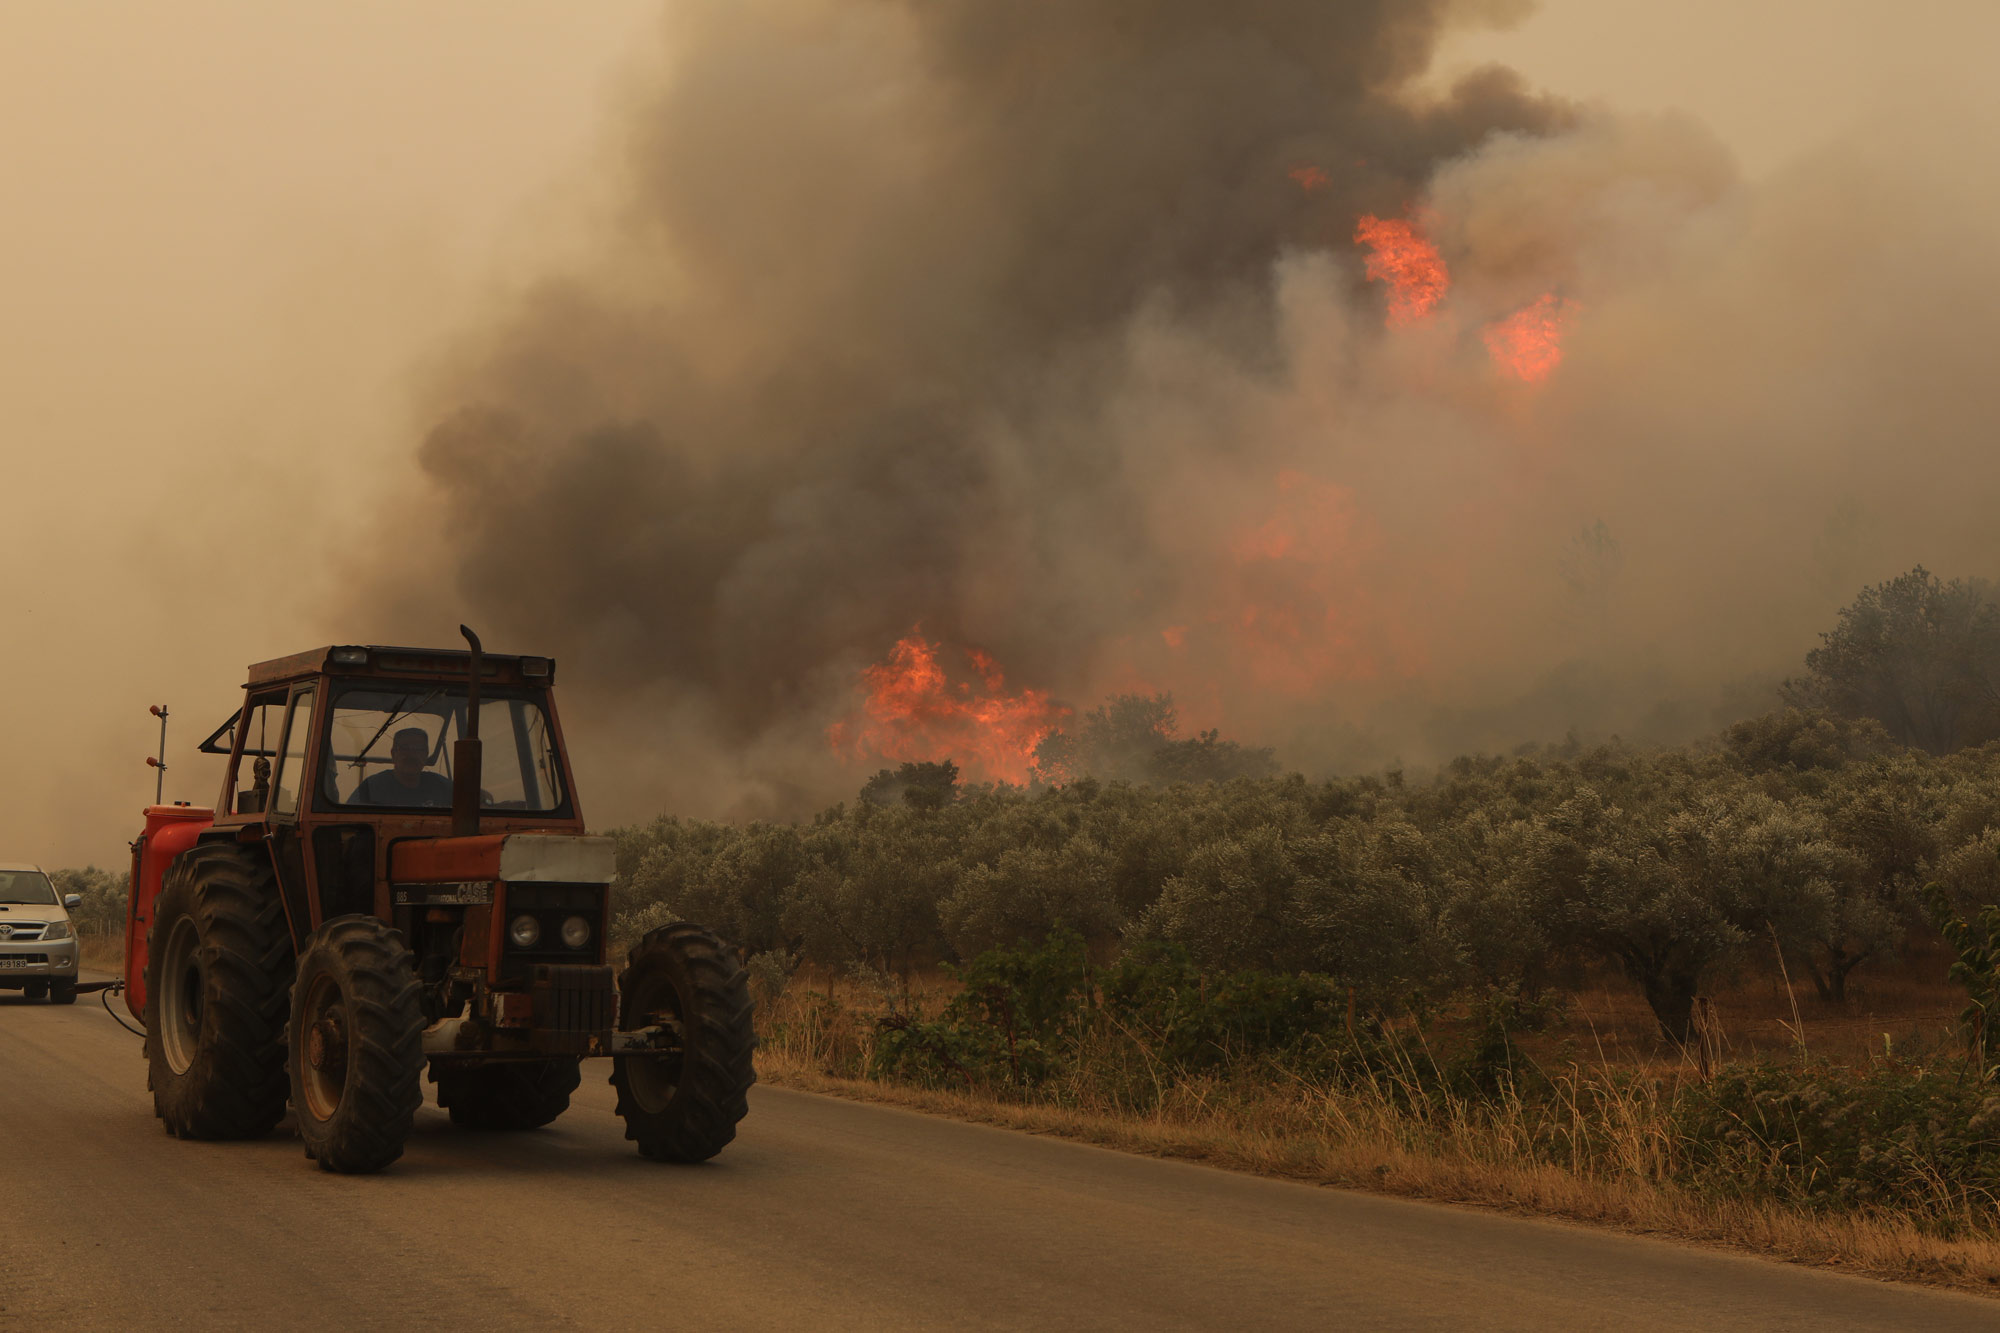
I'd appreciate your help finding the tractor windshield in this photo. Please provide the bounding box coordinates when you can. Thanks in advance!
[321,684,567,813]
[0,871,56,905]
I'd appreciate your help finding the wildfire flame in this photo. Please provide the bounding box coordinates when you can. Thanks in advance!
[1354,214,1448,327]
[1289,165,1331,192]
[1484,292,1578,383]
[829,632,1068,784]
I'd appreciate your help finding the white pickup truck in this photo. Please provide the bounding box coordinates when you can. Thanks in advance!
[0,865,81,1003]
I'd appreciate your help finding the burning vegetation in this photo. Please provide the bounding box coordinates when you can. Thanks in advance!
[830,634,1067,786]
[1354,214,1450,327]
[351,0,2000,824]
[1484,292,1579,383]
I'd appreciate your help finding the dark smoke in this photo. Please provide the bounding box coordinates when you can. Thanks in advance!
[348,1,2000,822]
[353,0,1569,811]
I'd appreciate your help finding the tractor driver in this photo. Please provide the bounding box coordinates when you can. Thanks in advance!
[354,726,454,806]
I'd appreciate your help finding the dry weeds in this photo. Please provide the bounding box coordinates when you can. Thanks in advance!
[753,962,2000,1299]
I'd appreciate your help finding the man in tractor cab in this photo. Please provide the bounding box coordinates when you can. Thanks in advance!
[353,726,452,806]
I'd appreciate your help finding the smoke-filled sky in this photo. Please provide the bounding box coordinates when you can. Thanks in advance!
[6,0,1999,865]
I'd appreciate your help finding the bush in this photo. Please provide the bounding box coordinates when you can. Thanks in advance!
[1099,942,1350,1071]
[1676,1060,2000,1217]
[871,929,1092,1088]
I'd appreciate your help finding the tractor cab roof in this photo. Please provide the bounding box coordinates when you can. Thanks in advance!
[245,645,556,690]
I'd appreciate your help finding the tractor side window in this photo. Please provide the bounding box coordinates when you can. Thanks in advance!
[226,698,286,815]
[270,689,316,819]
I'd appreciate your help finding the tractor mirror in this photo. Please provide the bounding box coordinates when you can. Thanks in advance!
[63,894,81,911]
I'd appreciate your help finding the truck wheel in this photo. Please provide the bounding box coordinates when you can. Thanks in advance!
[23,981,47,1001]
[145,843,294,1139]
[433,1058,582,1130]
[289,916,425,1174]
[49,979,77,1005]
[610,923,756,1163]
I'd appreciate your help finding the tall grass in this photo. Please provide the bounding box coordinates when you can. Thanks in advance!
[751,962,2000,1293]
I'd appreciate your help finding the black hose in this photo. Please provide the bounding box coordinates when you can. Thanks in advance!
[101,985,144,1038]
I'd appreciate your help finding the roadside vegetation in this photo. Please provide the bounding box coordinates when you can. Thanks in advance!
[602,568,2000,1289]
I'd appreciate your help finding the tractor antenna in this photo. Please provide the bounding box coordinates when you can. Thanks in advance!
[453,626,484,838]
[145,704,169,805]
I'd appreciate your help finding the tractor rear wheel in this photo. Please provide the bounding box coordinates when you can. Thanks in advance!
[23,981,47,1001]
[289,916,425,1174]
[49,979,76,1005]
[610,923,756,1163]
[433,1058,582,1130]
[145,843,294,1139]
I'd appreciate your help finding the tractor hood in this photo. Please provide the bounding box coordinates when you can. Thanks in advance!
[391,833,616,886]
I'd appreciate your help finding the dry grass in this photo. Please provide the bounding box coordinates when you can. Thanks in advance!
[760,1051,2000,1295]
[78,931,123,971]
[751,961,2000,1299]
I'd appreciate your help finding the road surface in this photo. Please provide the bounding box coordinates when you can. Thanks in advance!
[3,976,1994,1331]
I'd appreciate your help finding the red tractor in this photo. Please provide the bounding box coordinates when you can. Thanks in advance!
[123,631,754,1173]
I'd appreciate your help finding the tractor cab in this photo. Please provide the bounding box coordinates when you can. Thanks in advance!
[192,640,588,934]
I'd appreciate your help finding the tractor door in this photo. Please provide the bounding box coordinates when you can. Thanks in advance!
[263,683,319,939]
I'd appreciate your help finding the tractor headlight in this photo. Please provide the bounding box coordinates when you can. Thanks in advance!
[560,915,592,949]
[43,920,71,941]
[508,914,542,948]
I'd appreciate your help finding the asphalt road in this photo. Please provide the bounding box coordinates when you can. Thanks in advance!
[5,977,1997,1331]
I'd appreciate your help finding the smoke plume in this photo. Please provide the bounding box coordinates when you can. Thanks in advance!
[347,0,2000,821]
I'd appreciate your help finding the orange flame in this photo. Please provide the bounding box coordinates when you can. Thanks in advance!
[1484,293,1578,383]
[1354,214,1448,327]
[829,633,1068,784]
[1289,165,1331,192]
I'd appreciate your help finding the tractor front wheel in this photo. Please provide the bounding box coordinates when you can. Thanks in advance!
[610,923,755,1163]
[433,1058,581,1131]
[145,843,293,1139]
[288,916,425,1174]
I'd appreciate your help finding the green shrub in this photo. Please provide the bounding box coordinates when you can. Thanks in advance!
[1099,942,1349,1071]
[1676,1060,2000,1217]
[872,928,1093,1089]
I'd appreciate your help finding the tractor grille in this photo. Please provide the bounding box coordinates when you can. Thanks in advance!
[497,883,607,982]
[528,964,615,1054]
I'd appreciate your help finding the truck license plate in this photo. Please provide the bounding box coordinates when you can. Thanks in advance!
[0,958,25,968]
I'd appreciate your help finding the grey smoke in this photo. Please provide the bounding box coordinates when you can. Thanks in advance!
[347,0,2000,819]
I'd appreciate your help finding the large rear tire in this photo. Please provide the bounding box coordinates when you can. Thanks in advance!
[433,1058,582,1130]
[145,843,294,1139]
[610,923,755,1163]
[289,916,425,1174]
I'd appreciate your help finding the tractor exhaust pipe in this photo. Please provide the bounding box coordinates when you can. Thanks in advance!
[453,624,484,838]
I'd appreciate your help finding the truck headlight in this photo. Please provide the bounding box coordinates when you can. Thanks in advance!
[560,916,591,949]
[508,915,542,948]
[43,920,71,941]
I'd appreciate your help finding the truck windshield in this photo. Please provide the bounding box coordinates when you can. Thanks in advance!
[321,685,566,813]
[0,871,56,905]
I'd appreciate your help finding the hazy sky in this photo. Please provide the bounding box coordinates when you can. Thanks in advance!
[3,1,1992,866]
